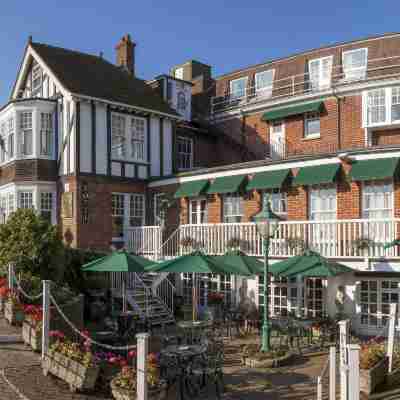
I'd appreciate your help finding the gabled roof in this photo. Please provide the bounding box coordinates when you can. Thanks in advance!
[29,42,179,118]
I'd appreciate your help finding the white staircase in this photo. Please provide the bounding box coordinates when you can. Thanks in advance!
[111,272,175,327]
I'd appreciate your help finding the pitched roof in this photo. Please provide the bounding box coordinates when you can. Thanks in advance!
[30,42,179,117]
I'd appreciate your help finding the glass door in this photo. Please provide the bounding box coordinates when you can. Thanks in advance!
[189,198,208,225]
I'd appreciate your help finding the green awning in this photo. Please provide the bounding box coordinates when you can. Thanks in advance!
[174,179,209,198]
[261,101,324,122]
[349,157,400,181]
[207,175,246,194]
[246,169,290,191]
[293,163,340,186]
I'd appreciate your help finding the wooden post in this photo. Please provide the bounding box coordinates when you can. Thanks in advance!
[41,280,51,360]
[136,333,149,400]
[339,320,349,400]
[347,344,360,400]
[388,303,397,373]
[329,346,336,400]
[8,263,14,290]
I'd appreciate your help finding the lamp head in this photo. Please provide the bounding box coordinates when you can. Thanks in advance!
[252,199,282,238]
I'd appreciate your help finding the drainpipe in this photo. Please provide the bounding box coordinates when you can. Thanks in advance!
[333,88,342,152]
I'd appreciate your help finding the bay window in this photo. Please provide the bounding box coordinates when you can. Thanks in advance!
[40,113,53,156]
[8,193,14,215]
[255,70,274,97]
[308,56,333,91]
[230,77,247,100]
[130,118,145,161]
[129,194,145,227]
[8,118,14,158]
[223,194,243,223]
[20,112,33,156]
[0,123,6,163]
[111,115,126,159]
[342,48,368,81]
[392,87,400,122]
[40,192,53,222]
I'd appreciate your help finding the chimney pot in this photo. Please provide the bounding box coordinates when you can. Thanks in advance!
[115,34,136,76]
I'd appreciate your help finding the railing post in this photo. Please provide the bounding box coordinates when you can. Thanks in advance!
[41,280,51,360]
[329,346,336,400]
[136,333,149,400]
[388,303,397,373]
[339,320,349,400]
[347,344,360,400]
[317,376,322,400]
[8,263,14,291]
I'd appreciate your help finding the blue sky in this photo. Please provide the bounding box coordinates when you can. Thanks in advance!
[0,1,400,105]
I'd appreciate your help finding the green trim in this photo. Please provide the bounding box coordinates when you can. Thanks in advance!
[261,101,324,122]
[246,169,290,191]
[207,175,246,194]
[293,163,340,186]
[174,179,209,198]
[349,157,400,181]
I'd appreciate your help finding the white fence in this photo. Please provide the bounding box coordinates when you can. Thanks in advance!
[127,226,162,258]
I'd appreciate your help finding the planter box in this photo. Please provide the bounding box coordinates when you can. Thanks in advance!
[42,351,100,392]
[111,381,167,400]
[360,357,388,395]
[243,352,293,368]
[4,301,25,326]
[22,321,41,352]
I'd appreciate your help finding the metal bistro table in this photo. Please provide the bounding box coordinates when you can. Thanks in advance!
[161,344,207,400]
[177,320,212,344]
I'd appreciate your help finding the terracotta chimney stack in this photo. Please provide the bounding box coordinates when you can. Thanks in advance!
[115,34,136,76]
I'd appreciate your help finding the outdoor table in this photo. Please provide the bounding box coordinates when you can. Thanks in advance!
[161,344,207,400]
[177,320,212,344]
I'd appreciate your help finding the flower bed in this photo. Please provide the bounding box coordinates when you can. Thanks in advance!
[42,330,100,392]
[110,353,167,400]
[359,340,388,395]
[241,344,293,368]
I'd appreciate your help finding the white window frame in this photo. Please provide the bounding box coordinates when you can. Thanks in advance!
[230,77,248,100]
[363,87,400,127]
[31,62,43,97]
[19,111,33,157]
[309,185,337,221]
[129,194,145,227]
[8,118,14,159]
[189,198,208,225]
[130,117,146,161]
[263,190,287,218]
[0,123,6,163]
[362,181,394,220]
[40,113,53,157]
[175,67,184,80]
[40,192,53,222]
[223,193,243,223]
[111,114,126,159]
[254,69,274,98]
[304,112,321,139]
[177,136,193,171]
[111,193,125,239]
[308,56,333,91]
[18,191,34,209]
[153,193,165,226]
[342,48,368,81]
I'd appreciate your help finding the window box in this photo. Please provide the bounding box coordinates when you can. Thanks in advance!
[42,350,100,393]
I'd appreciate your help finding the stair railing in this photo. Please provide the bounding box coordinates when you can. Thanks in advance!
[155,276,176,315]
[155,227,181,260]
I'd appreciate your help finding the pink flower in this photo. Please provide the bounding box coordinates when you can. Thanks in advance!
[128,350,137,359]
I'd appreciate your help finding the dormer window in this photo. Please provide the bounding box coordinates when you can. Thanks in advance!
[255,70,274,98]
[31,62,43,97]
[230,77,248,100]
[342,48,368,81]
[308,56,333,91]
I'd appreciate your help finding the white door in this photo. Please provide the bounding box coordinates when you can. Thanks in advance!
[309,186,337,256]
[269,121,285,160]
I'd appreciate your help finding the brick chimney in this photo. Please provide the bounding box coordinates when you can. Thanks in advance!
[115,34,136,76]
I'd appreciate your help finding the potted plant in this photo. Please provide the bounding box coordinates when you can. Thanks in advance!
[359,339,388,395]
[110,352,167,400]
[4,291,25,325]
[22,305,42,351]
[42,330,100,392]
[352,237,375,257]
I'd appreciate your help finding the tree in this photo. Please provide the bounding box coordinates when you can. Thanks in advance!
[0,209,65,280]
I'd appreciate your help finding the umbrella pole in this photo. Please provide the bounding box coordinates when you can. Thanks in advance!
[122,278,126,313]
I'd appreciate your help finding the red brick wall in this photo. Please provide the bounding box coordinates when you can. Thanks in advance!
[373,129,400,146]
[340,95,364,150]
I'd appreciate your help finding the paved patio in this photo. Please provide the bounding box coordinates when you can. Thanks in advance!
[0,318,328,400]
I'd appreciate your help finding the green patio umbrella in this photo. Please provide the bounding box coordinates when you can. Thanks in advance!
[82,250,153,312]
[270,250,353,278]
[213,250,264,276]
[146,251,251,320]
[384,239,400,249]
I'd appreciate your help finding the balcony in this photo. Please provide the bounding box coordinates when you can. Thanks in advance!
[211,55,400,115]
[127,218,400,260]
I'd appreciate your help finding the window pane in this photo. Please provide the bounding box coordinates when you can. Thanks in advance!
[255,70,273,97]
[367,89,386,125]
[304,113,320,137]
[111,115,126,159]
[343,49,367,80]
[230,78,247,99]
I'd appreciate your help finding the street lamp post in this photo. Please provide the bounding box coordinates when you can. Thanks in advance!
[252,199,282,352]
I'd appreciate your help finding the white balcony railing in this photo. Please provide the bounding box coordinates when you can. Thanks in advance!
[211,55,400,114]
[127,219,400,260]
